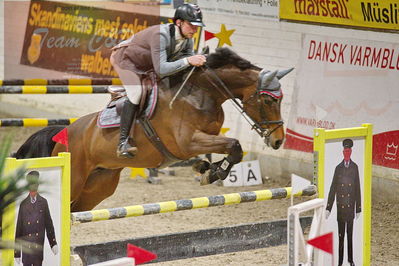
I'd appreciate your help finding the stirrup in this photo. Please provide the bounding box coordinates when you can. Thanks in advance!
[117,140,138,158]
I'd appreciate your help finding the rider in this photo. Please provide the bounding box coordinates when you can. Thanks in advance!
[110,3,207,158]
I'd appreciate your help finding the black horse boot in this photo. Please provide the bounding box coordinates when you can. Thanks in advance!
[117,99,139,158]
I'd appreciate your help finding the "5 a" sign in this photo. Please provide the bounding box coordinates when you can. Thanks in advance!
[223,160,262,187]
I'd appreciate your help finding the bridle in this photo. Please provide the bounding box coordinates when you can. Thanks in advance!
[241,91,284,139]
[200,65,284,141]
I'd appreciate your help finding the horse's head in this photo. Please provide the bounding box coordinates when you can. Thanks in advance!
[242,68,293,149]
[204,48,294,149]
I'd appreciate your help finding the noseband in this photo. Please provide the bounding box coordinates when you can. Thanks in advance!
[201,66,283,140]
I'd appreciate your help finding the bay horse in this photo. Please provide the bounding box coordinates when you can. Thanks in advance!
[15,48,293,212]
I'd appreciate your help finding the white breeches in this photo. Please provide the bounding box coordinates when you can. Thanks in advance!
[124,85,142,105]
[111,53,142,105]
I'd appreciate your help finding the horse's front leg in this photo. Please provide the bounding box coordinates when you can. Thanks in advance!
[189,130,243,185]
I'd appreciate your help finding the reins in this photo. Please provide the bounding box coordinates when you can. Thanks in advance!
[200,65,284,140]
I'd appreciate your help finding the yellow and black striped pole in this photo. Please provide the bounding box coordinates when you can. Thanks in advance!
[0,78,122,86]
[0,85,110,94]
[0,118,77,127]
[71,186,317,224]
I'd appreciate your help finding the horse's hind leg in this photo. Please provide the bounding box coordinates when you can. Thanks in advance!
[189,131,243,185]
[71,168,123,212]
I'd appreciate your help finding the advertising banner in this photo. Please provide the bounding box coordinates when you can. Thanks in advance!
[18,1,173,78]
[285,34,399,169]
[198,0,279,20]
[280,0,399,31]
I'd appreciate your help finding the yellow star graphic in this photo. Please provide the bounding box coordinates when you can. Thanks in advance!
[214,24,235,47]
[220,127,230,135]
[130,167,148,179]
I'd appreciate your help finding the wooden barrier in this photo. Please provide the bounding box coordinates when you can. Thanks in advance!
[73,218,313,265]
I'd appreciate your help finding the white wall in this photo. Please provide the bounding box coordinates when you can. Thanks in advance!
[0,1,398,200]
[202,11,398,156]
[199,5,399,201]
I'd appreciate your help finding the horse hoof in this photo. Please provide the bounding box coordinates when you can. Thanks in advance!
[147,176,162,185]
[213,179,223,186]
[200,171,211,186]
[192,160,210,174]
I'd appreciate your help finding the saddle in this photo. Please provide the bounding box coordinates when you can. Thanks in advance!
[97,72,180,166]
[97,73,158,128]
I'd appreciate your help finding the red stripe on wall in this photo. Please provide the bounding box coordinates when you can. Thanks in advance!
[284,129,313,153]
[284,128,399,170]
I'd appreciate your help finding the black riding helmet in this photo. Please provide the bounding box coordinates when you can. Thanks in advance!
[173,4,205,27]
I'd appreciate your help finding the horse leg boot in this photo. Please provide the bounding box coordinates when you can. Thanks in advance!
[117,99,139,158]
[201,140,243,185]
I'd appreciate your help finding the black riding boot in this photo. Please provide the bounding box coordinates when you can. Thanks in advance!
[117,99,139,158]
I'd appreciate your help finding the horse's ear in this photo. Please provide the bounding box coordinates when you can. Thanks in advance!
[260,70,278,89]
[276,67,294,80]
[201,46,210,55]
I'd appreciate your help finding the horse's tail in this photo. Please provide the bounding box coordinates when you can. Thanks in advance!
[13,125,66,159]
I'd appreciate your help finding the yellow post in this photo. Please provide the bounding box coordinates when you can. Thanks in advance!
[59,153,71,266]
[1,154,71,266]
[362,123,373,266]
[313,128,326,191]
[2,157,18,264]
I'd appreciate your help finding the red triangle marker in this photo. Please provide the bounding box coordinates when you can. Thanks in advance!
[52,128,69,152]
[127,244,157,264]
[205,30,215,41]
[307,232,333,254]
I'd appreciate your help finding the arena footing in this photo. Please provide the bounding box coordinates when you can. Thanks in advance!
[72,217,312,265]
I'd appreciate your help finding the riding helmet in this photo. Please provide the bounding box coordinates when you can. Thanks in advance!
[173,4,205,27]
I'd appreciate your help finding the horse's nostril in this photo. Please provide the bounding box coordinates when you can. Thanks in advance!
[274,140,283,149]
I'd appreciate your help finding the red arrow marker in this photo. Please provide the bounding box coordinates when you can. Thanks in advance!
[205,30,215,41]
[307,232,333,254]
[127,244,157,265]
[52,128,69,151]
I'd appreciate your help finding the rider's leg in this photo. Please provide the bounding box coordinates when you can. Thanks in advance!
[117,98,139,158]
[111,55,142,158]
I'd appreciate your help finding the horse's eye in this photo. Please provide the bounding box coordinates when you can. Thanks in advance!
[264,98,272,105]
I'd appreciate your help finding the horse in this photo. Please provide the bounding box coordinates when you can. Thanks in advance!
[15,48,293,212]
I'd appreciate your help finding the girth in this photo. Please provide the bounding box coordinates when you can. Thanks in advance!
[138,116,181,167]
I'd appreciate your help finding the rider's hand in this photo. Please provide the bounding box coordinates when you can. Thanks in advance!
[52,245,59,255]
[187,55,207,67]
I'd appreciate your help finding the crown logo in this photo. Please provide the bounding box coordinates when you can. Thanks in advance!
[386,143,398,156]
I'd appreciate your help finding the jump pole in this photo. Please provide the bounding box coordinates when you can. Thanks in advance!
[0,78,121,86]
[71,186,317,224]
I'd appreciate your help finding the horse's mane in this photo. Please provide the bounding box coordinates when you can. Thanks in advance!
[169,48,259,88]
[206,48,260,70]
